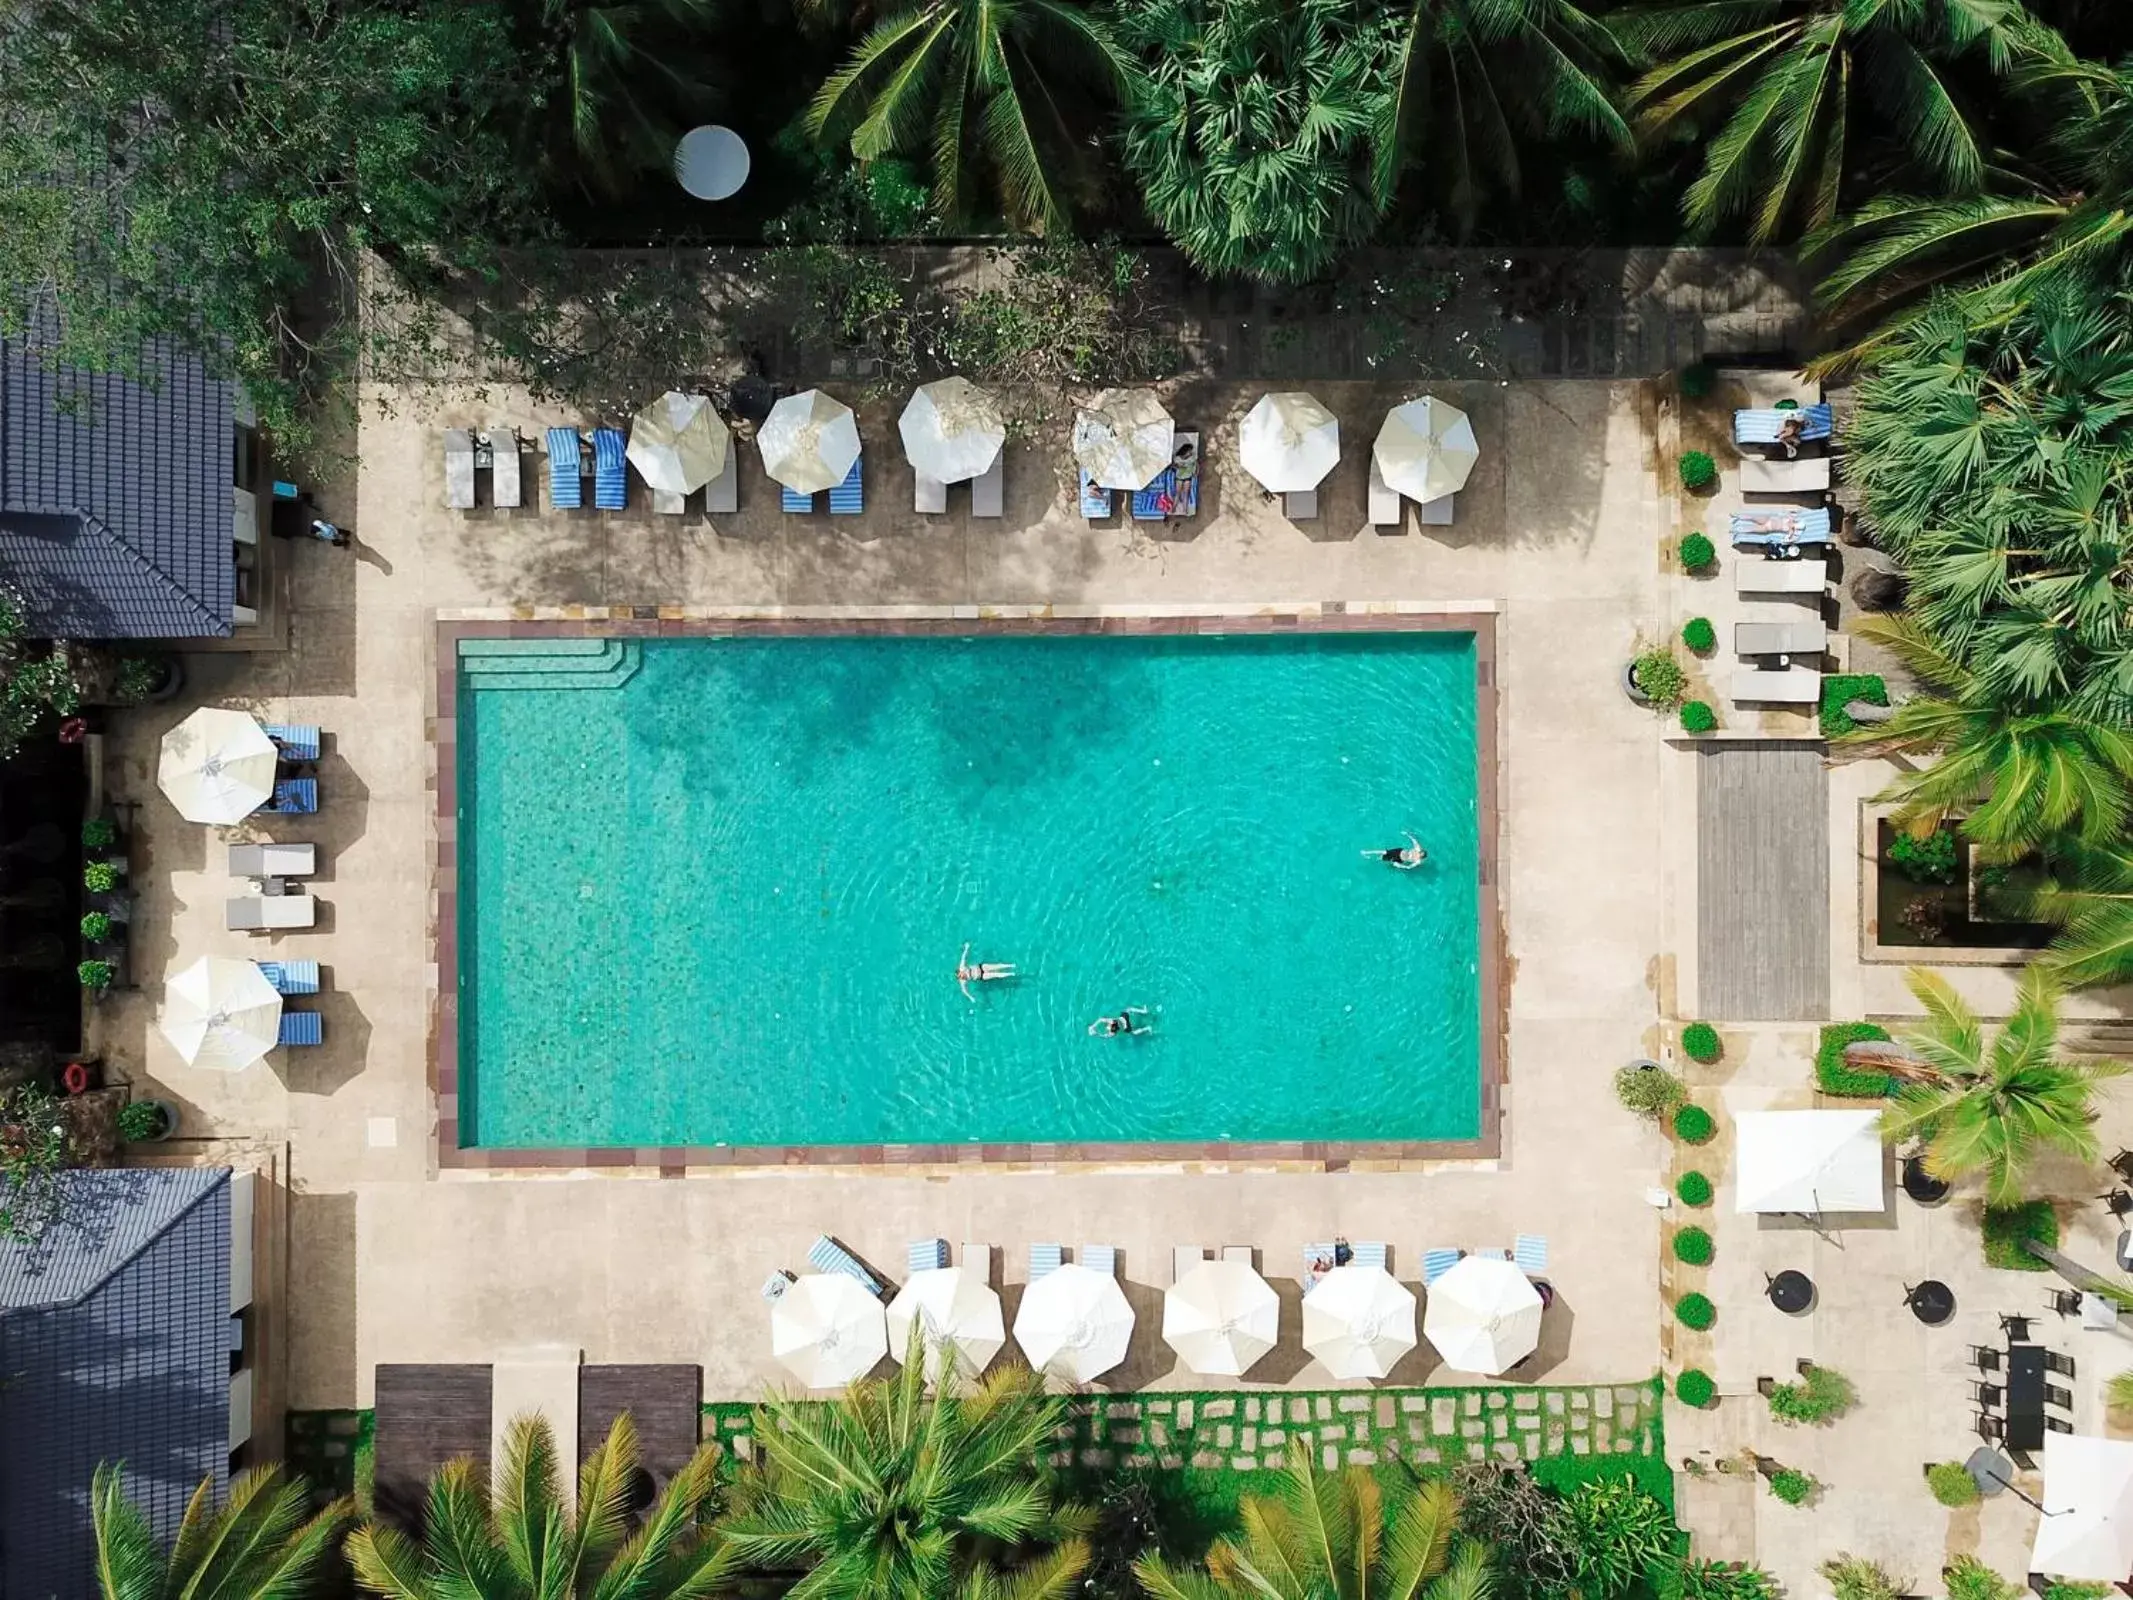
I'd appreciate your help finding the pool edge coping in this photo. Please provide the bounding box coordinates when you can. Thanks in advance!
[427,606,1503,1174]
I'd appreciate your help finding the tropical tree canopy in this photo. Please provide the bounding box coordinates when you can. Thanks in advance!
[808,0,1130,232]
[345,1411,736,1600]
[1115,0,1402,281]
[91,1462,353,1600]
[1878,964,2125,1203]
[2026,834,2133,989]
[717,1346,1091,1600]
[535,0,727,192]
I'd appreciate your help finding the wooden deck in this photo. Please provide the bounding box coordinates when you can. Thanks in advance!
[1696,743,1829,1021]
[372,1363,492,1531]
[579,1364,703,1489]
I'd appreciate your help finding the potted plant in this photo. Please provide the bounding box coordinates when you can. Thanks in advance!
[80,911,116,947]
[1625,645,1686,709]
[118,1097,177,1143]
[83,859,122,894]
[114,654,182,703]
[81,815,119,852]
[77,958,114,994]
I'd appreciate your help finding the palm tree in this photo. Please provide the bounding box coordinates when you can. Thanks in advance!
[536,0,727,192]
[1372,0,1630,237]
[346,1412,734,1599]
[1115,0,1396,282]
[1134,1438,1490,1600]
[1619,0,2050,244]
[91,1462,353,1600]
[2028,836,2133,989]
[807,0,1130,234]
[1878,964,2124,1204]
[716,1346,1089,1600]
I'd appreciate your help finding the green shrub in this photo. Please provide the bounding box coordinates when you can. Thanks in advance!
[83,861,118,893]
[1662,1561,1776,1600]
[1560,1477,1678,1600]
[1614,1061,1687,1121]
[1822,1558,1907,1600]
[81,817,117,850]
[1678,531,1716,570]
[1632,648,1686,709]
[1675,1369,1716,1407]
[1680,700,1717,734]
[1982,1201,2057,1271]
[1943,1557,2020,1600]
[2045,1584,2114,1600]
[1679,451,1717,491]
[79,912,110,943]
[1678,362,1716,399]
[1816,1022,1893,1097]
[1680,1022,1721,1062]
[1675,1291,1715,1329]
[1676,1170,1712,1206]
[1673,1226,1713,1266]
[1767,1364,1855,1425]
[1768,1467,1816,1505]
[1926,1461,1980,1508]
[77,959,112,989]
[1819,673,1888,738]
[116,1099,166,1141]
[1681,617,1716,653]
[1887,828,1959,885]
[1672,1104,1715,1144]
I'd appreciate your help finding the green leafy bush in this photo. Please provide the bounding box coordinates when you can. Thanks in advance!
[1681,617,1715,653]
[1614,1061,1687,1122]
[77,959,112,989]
[1661,1561,1775,1600]
[83,861,118,893]
[1816,1022,1893,1097]
[1768,1468,1816,1505]
[1822,1557,1907,1600]
[79,912,110,943]
[1675,1292,1715,1329]
[1943,1557,2020,1600]
[1680,1022,1721,1063]
[1677,1170,1712,1206]
[1679,451,1717,491]
[2045,1583,2114,1600]
[1678,532,1716,570]
[1560,1477,1678,1600]
[1675,1369,1716,1407]
[81,816,116,850]
[1982,1201,2057,1271]
[1926,1462,1981,1508]
[1632,648,1686,709]
[1672,1105,1715,1144]
[1819,673,1889,738]
[1678,362,1716,399]
[1673,1226,1713,1266]
[117,1099,167,1141]
[1680,700,1717,734]
[1887,828,1959,884]
[1767,1364,1855,1425]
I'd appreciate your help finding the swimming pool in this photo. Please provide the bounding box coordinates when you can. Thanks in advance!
[448,621,1494,1156]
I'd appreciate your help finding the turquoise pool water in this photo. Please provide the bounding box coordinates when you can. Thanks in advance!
[456,631,1482,1149]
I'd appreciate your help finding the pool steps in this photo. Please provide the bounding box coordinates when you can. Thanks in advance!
[459,637,640,692]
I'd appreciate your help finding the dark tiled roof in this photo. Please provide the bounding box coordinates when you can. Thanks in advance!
[0,1167,231,1599]
[0,337,233,639]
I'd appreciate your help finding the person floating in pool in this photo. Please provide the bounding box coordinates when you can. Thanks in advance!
[1089,1007,1150,1038]
[957,944,1017,1001]
[1364,832,1426,870]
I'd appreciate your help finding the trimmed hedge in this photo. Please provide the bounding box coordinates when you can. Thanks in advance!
[1673,1226,1713,1266]
[1680,700,1717,734]
[1676,1170,1713,1207]
[1675,1292,1715,1329]
[1675,1369,1716,1407]
[1927,1461,1980,1507]
[1680,451,1717,491]
[1679,531,1716,570]
[1681,1022,1721,1063]
[1682,617,1716,653]
[1982,1200,2058,1272]
[1673,1104,1716,1144]
[1816,1022,1893,1097]
[1819,673,1887,739]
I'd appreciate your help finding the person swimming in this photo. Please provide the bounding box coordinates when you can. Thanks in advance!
[1089,1006,1150,1037]
[957,944,1017,1000]
[1364,832,1426,869]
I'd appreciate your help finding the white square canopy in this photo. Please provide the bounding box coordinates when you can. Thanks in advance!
[1733,1110,1885,1214]
[2034,1434,2133,1580]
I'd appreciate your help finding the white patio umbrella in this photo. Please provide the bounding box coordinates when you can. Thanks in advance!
[1012,1262,1134,1382]
[1162,1259,1279,1377]
[1733,1110,1886,1214]
[1303,1264,1417,1379]
[899,378,1005,484]
[157,956,283,1072]
[1239,391,1340,492]
[157,708,278,824]
[772,1273,888,1389]
[1374,396,1479,504]
[887,1266,1006,1380]
[1423,1256,1543,1375]
[627,390,729,493]
[758,389,862,495]
[2034,1434,2133,1579]
[1073,389,1174,490]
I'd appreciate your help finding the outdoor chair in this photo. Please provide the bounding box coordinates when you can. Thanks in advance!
[828,457,863,515]
[1969,1345,2002,1372]
[806,1235,883,1296]
[2044,1350,2076,1377]
[1999,1313,2033,1341]
[256,959,320,995]
[971,452,1004,518]
[229,842,316,879]
[705,449,738,515]
[1974,1413,2004,1442]
[1081,1244,1117,1275]
[906,1238,948,1274]
[227,893,316,932]
[2050,1289,2084,1317]
[546,428,585,509]
[760,1271,792,1304]
[2103,1189,2133,1217]
[483,428,523,508]
[2045,1384,2074,1410]
[265,724,321,762]
[1421,1248,1460,1284]
[1971,1381,2003,1408]
[271,778,318,814]
[2047,1417,2075,1434]
[278,1010,323,1047]
[1176,1246,1207,1283]
[591,427,627,510]
[914,472,948,514]
[2112,1149,2133,1185]
[443,429,476,509]
[1029,1242,1063,1280]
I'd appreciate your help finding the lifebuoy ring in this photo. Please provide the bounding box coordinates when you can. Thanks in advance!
[61,1061,90,1095]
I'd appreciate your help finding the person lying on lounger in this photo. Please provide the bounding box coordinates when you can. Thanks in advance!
[1090,1007,1150,1037]
[1735,511,1807,534]
[1775,414,1805,457]
[1365,833,1426,869]
[957,944,1017,1000]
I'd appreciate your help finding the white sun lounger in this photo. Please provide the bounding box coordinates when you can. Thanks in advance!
[1367,459,1400,527]
[1283,489,1318,521]
[1221,1245,1255,1268]
[1731,666,1822,705]
[1414,493,1455,526]
[1736,618,1828,656]
[1735,558,1827,595]
[970,452,1004,518]
[443,429,476,510]
[651,488,687,515]
[227,893,316,931]
[960,1242,991,1281]
[483,429,523,508]
[1739,456,1831,493]
[705,449,738,516]
[227,842,316,878]
[915,473,948,514]
[1173,1245,1206,1283]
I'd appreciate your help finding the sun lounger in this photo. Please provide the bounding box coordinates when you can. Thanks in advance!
[1734,404,1833,447]
[264,724,320,762]
[915,473,948,515]
[1174,1246,1206,1283]
[781,484,814,514]
[484,429,522,508]
[1081,1244,1117,1275]
[1283,489,1318,521]
[1415,493,1454,526]
[1079,470,1113,520]
[1735,556,1828,595]
[227,893,316,932]
[1514,1234,1548,1274]
[1421,1248,1461,1285]
[1739,455,1831,493]
[1367,459,1400,527]
[1221,1246,1254,1269]
[1736,618,1828,656]
[1304,1241,1389,1275]
[651,489,686,515]
[705,449,738,516]
[228,842,316,878]
[1029,1242,1063,1280]
[761,1271,792,1304]
[591,428,627,510]
[1130,432,1201,521]
[807,1234,882,1295]
[1730,507,1832,547]
[971,452,1004,518]
[828,457,864,516]
[443,429,476,510]
[1731,665,1822,705]
[278,1010,323,1047]
[271,778,317,814]
[256,959,320,995]
[546,429,584,509]
[960,1242,991,1281]
[1473,1247,1509,1260]
[906,1238,949,1274]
